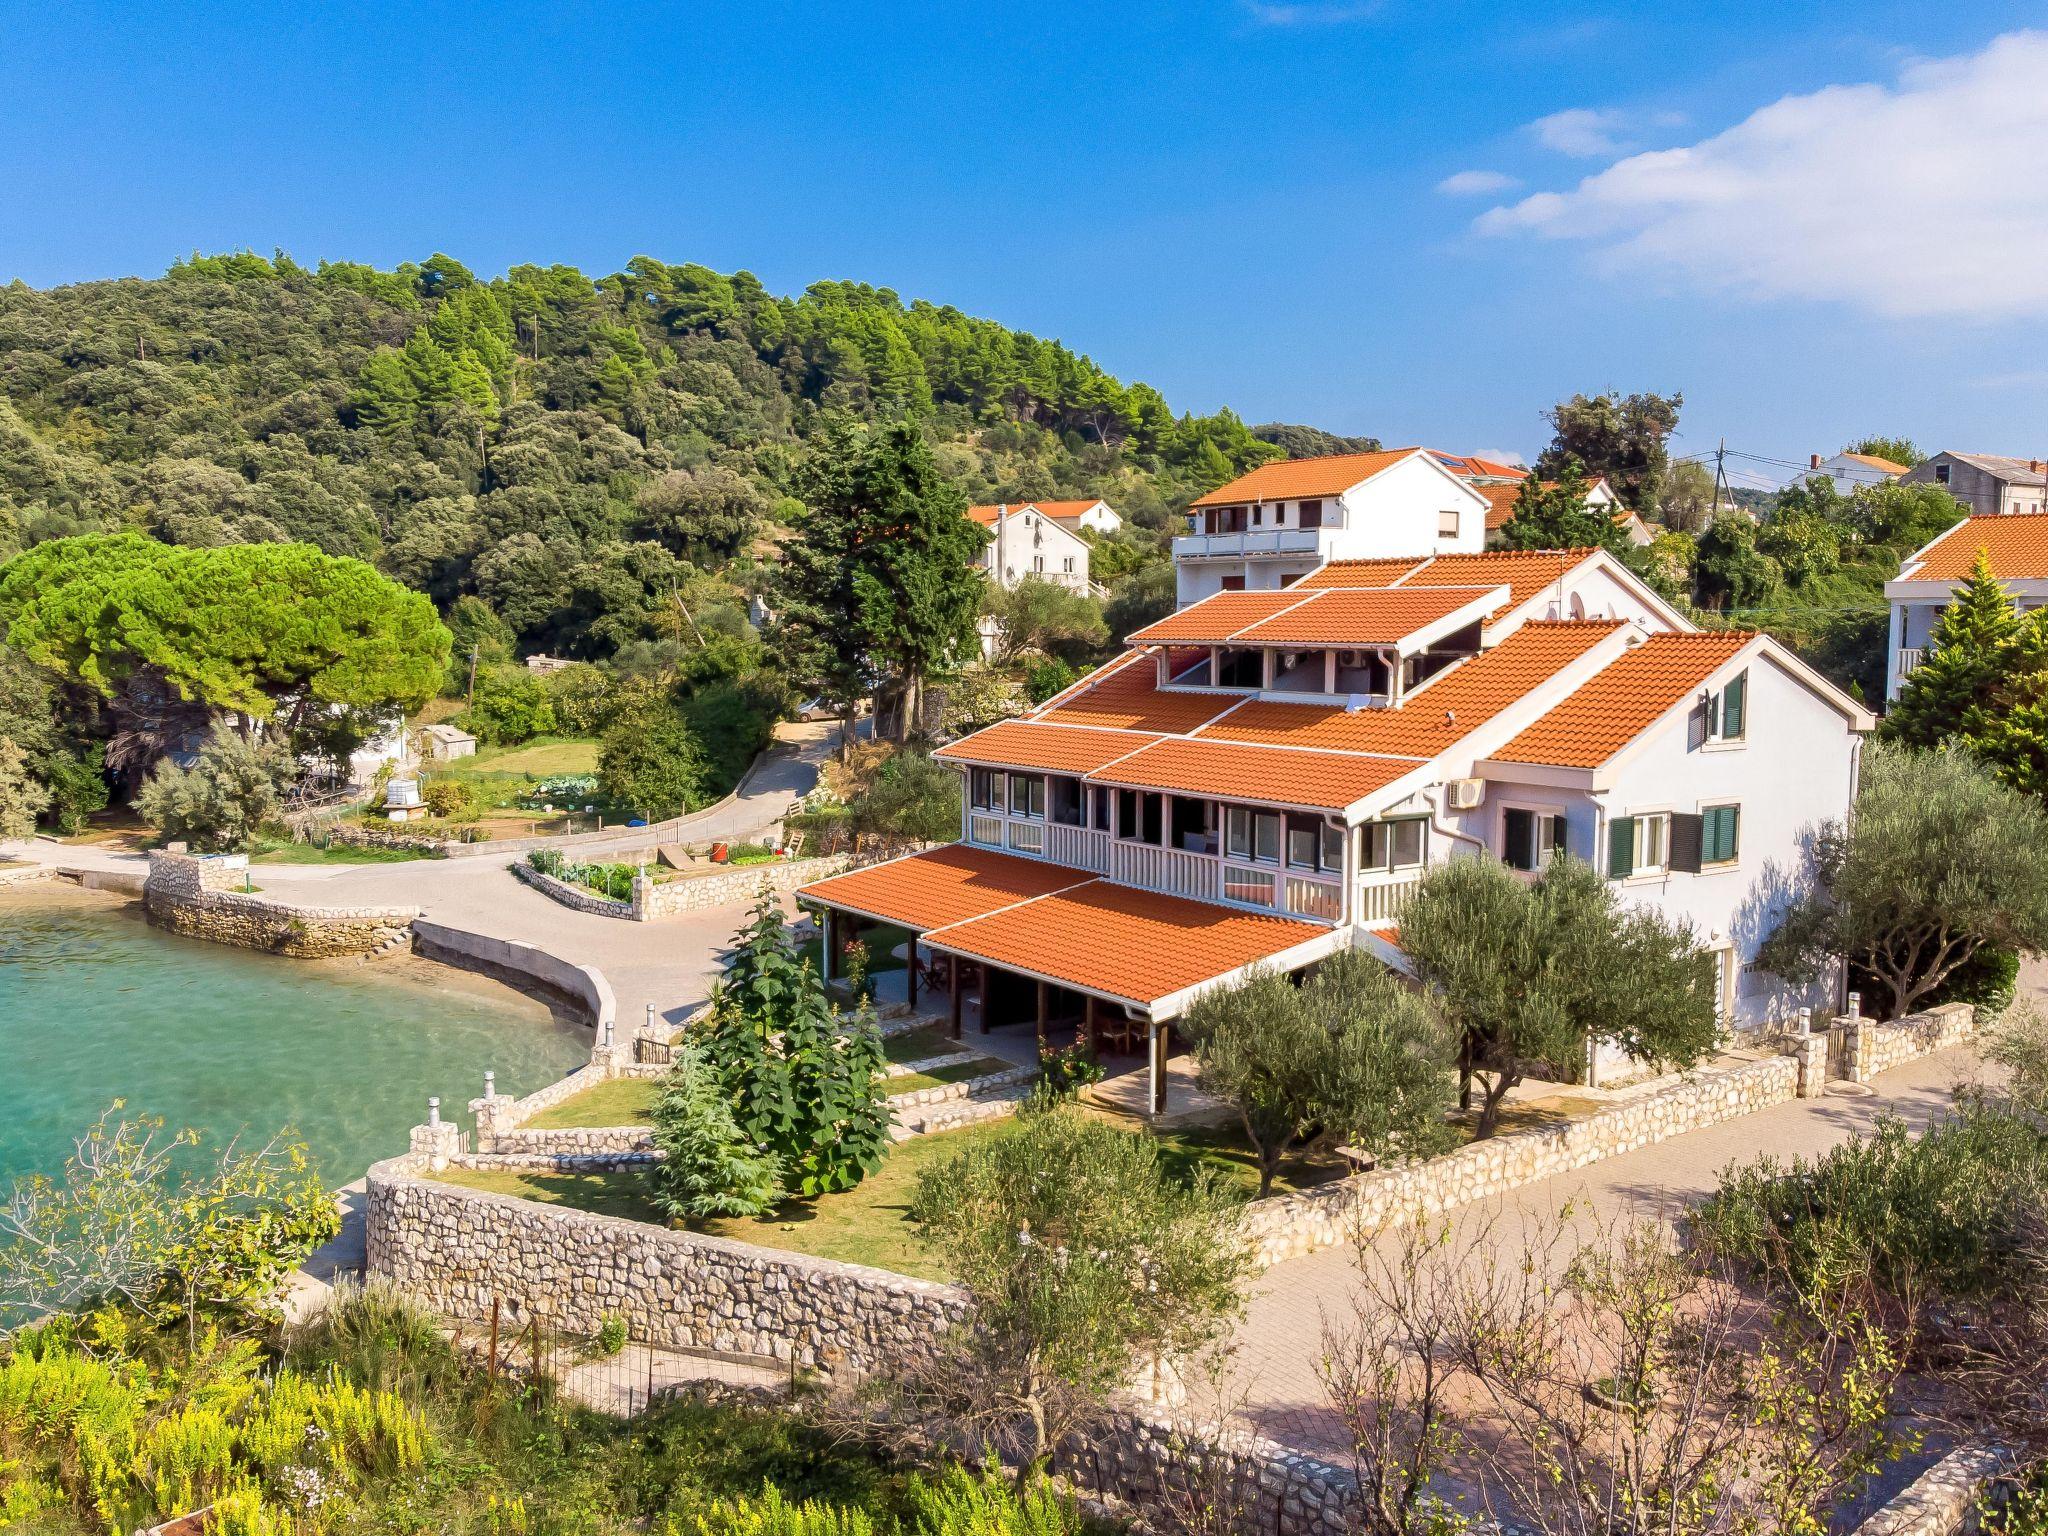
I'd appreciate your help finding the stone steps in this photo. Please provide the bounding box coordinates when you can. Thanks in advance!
[893,1080,1035,1139]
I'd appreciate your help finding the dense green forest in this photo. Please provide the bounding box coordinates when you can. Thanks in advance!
[0,249,1305,665]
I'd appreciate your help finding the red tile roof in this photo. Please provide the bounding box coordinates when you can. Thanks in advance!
[1037,656,1242,734]
[1905,513,2048,581]
[924,879,1326,1008]
[1197,621,1626,756]
[796,844,1092,931]
[1189,448,1420,509]
[1432,451,1530,481]
[934,720,1156,774]
[1086,737,1422,811]
[1298,548,1599,617]
[966,499,1109,526]
[1232,585,1507,647]
[1488,632,1755,768]
[1128,590,1318,645]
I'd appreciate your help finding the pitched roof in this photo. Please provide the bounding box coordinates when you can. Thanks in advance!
[1903,512,2048,581]
[1085,737,1422,811]
[1196,621,1626,756]
[1298,548,1596,617]
[1944,453,2048,487]
[1233,586,1507,648]
[796,844,1091,931]
[1189,448,1419,509]
[922,878,1326,1009]
[966,499,1110,526]
[1127,590,1316,645]
[1839,451,1910,475]
[934,719,1156,774]
[1430,451,1529,482]
[1036,654,1243,734]
[1488,631,1754,769]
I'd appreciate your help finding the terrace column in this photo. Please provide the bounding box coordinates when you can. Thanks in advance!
[978,961,992,1034]
[820,909,837,983]
[1036,980,1049,1051]
[906,934,919,1007]
[1148,1022,1170,1117]
[1085,994,1100,1056]
[949,959,964,1041]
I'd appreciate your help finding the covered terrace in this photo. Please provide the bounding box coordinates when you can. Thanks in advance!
[797,844,1341,1114]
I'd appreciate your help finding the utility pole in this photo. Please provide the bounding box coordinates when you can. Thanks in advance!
[465,644,479,708]
[1711,438,1733,517]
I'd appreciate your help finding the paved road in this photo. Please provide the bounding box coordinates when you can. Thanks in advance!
[1227,1044,1989,1457]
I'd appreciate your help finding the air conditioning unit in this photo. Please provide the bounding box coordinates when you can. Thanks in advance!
[1444,778,1485,811]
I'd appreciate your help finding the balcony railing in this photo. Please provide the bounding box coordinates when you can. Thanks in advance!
[1048,821,1111,873]
[1172,528,1329,560]
[1006,820,1045,855]
[1896,647,1927,679]
[968,813,1003,848]
[1357,873,1422,927]
[1284,874,1344,922]
[1111,839,1221,902]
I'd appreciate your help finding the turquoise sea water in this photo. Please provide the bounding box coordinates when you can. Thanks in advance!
[0,889,591,1189]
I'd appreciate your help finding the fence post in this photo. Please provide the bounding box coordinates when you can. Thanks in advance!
[488,1296,500,1387]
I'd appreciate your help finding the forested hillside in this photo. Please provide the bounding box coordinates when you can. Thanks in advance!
[0,250,1301,663]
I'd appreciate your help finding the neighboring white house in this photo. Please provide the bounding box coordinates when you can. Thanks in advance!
[1882,511,2048,698]
[966,503,1094,594]
[1806,450,1910,497]
[799,541,1866,1102]
[1900,452,2048,517]
[420,722,478,762]
[1026,498,1121,536]
[1175,447,1491,605]
[1463,472,1649,548]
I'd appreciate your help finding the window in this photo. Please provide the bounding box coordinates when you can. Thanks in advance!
[1008,773,1045,820]
[1936,463,1951,484]
[1362,817,1427,871]
[1700,804,1740,865]
[970,767,1004,813]
[1438,509,1460,538]
[1049,776,1086,827]
[1225,805,1283,864]
[1033,555,1045,573]
[1502,807,1569,871]
[1299,499,1324,530]
[1692,669,1749,746]
[1605,813,1670,878]
[1062,556,1075,573]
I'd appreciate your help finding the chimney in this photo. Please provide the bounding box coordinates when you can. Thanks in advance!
[2032,461,2042,475]
[1809,453,1821,469]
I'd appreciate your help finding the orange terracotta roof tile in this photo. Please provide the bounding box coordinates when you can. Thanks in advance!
[1232,585,1507,647]
[1397,550,1596,613]
[797,844,1093,931]
[1432,451,1530,481]
[925,880,1325,1008]
[1197,621,1626,756]
[1190,448,1420,509]
[967,499,1109,526]
[965,504,1002,526]
[1037,654,1243,734]
[1030,499,1109,521]
[1127,590,1318,645]
[934,720,1156,774]
[1489,631,1755,768]
[1906,513,2048,581]
[1841,451,1910,475]
[1476,483,1525,531]
[1086,737,1422,811]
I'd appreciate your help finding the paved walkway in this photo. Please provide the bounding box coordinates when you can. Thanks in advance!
[1227,1044,1988,1457]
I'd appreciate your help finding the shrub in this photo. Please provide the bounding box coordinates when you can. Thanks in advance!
[1023,656,1077,704]
[1692,1105,2048,1300]
[850,749,960,849]
[595,1311,629,1357]
[599,698,706,820]
[1034,1040,1103,1103]
[543,662,616,734]
[421,778,479,820]
[648,1044,781,1220]
[464,666,555,744]
[680,676,782,796]
[134,723,296,853]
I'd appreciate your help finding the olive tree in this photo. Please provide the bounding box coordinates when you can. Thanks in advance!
[134,722,296,852]
[1179,952,1458,1196]
[1761,744,2048,1018]
[1400,855,1717,1138]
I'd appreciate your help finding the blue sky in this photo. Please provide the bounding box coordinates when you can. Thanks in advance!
[6,1,2047,487]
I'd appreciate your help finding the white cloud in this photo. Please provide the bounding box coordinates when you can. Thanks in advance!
[1239,0,1381,24]
[1529,107,1632,157]
[1437,169,1521,196]
[1479,31,2048,322]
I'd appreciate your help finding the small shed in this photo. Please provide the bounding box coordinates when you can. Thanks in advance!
[421,723,477,762]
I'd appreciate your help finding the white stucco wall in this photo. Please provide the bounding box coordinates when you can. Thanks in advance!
[981,509,1092,591]
[1327,454,1488,559]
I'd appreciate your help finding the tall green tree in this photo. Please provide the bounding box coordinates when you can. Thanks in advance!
[775,422,985,743]
[1497,462,1630,554]
[0,739,48,840]
[1400,856,1717,1138]
[1534,390,1683,514]
[1180,952,1458,1195]
[647,1043,781,1220]
[597,696,705,819]
[1883,550,2022,750]
[1761,745,2048,1018]
[1846,435,1922,468]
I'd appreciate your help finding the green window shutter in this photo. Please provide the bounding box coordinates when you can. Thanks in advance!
[1721,671,1747,739]
[1670,812,1704,874]
[1607,816,1636,879]
[1549,814,1570,860]
[1503,808,1534,870]
[1711,805,1740,862]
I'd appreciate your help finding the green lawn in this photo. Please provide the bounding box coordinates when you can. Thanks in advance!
[524,1077,661,1129]
[887,1057,1011,1095]
[799,921,911,980]
[249,841,439,865]
[432,1109,1343,1281]
[883,1025,963,1064]
[466,737,601,776]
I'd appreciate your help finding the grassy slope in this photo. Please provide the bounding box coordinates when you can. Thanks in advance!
[524,1078,662,1129]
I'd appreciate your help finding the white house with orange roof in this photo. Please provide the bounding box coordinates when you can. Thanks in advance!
[1807,450,1910,497]
[799,545,1871,1111]
[1884,511,2048,698]
[965,502,1094,593]
[1174,448,1492,605]
[1427,451,1647,547]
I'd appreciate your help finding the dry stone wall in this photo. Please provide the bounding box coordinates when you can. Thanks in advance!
[143,851,417,959]
[365,1153,966,1372]
[1240,1053,1802,1268]
[636,854,852,917]
[1846,1003,1977,1083]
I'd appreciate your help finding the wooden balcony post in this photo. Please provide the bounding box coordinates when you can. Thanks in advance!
[1148,1021,1169,1117]
[978,960,992,1034]
[1035,979,1049,1050]
[906,933,918,1007]
[949,958,963,1041]
[1085,993,1099,1056]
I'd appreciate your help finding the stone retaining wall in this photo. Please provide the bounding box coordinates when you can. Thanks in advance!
[484,1125,655,1156]
[365,1152,966,1372]
[510,859,637,918]
[886,1062,1036,1109]
[636,854,853,917]
[1239,1052,1802,1268]
[1846,1002,1977,1084]
[411,920,617,1044]
[143,850,418,959]
[1851,1445,2015,1535]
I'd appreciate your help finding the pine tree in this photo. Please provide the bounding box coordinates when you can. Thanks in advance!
[648,1043,780,1220]
[1497,461,1628,554]
[1884,549,2020,750]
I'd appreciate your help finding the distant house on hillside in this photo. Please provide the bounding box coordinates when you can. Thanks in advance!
[1175,447,1490,605]
[1806,450,1909,497]
[1429,452,1649,548]
[1900,452,2048,518]
[965,503,1094,594]
[1883,510,2048,699]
